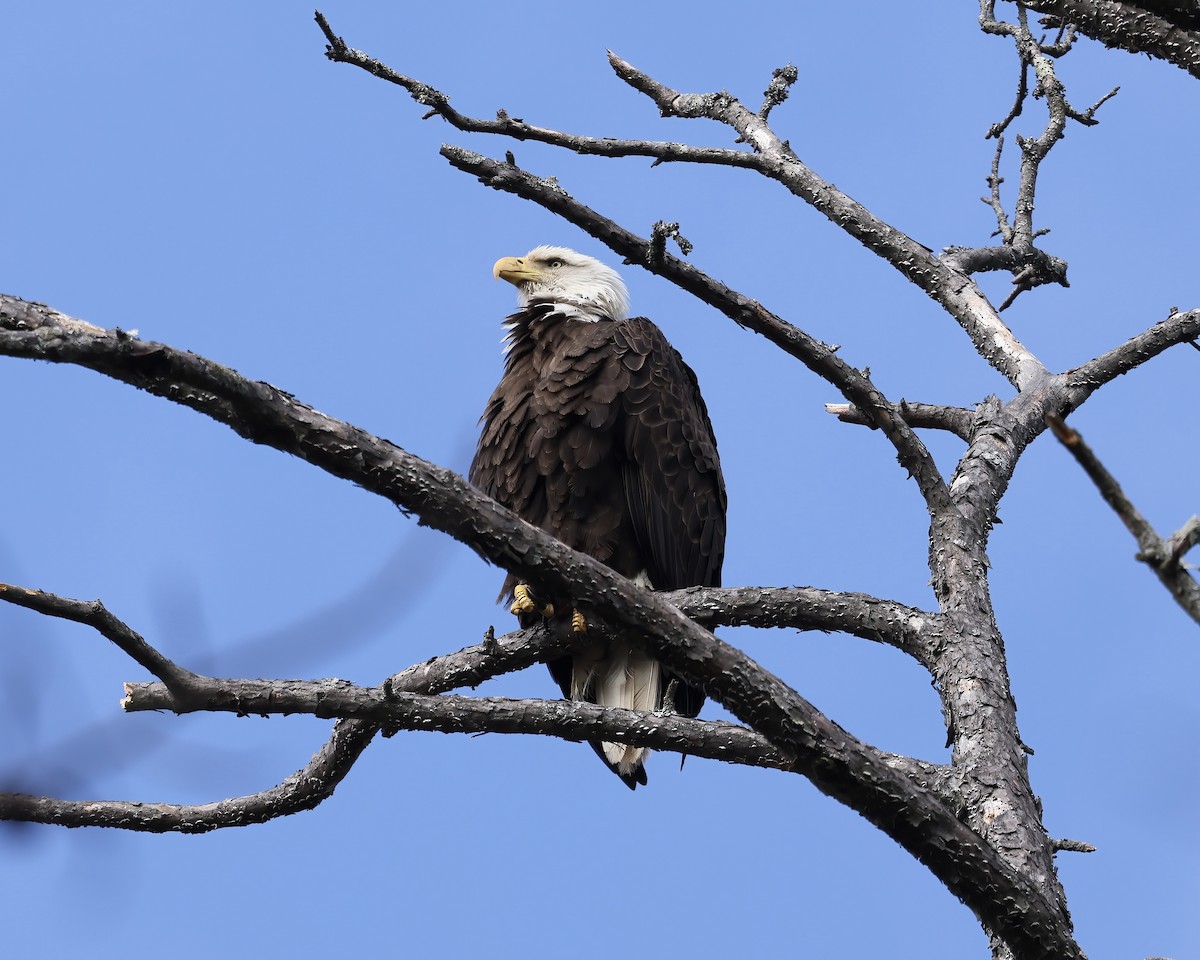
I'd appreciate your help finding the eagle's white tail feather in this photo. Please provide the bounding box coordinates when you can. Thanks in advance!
[593,640,660,775]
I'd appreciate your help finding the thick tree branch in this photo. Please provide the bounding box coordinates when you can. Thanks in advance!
[1024,0,1200,79]
[1046,415,1200,623]
[0,296,1079,957]
[2,581,948,823]
[670,585,935,667]
[1063,308,1200,401]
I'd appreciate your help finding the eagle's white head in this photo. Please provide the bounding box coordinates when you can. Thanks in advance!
[493,245,630,322]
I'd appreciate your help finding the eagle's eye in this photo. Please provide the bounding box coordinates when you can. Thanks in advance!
[547,258,565,268]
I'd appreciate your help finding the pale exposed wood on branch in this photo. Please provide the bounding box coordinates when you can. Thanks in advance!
[602,49,1047,386]
[8,14,1190,956]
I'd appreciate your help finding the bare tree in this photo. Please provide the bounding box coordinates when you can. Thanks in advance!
[1,5,1196,958]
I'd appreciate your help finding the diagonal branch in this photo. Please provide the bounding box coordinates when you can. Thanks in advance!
[1063,308,1200,401]
[0,718,378,833]
[314,10,759,169]
[1046,415,1200,624]
[0,584,199,694]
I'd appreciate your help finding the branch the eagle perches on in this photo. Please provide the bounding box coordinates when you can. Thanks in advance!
[3,6,1199,960]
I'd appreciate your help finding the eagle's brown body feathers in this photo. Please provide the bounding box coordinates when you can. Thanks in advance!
[470,247,725,788]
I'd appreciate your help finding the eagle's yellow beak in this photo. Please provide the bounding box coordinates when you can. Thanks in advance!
[493,256,545,286]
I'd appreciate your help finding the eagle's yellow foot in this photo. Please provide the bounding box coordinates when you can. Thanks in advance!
[510,583,554,618]
[571,609,588,634]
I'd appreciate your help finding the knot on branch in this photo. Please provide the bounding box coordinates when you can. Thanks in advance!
[759,64,799,119]
[649,221,693,265]
[940,245,1069,307]
[314,10,348,59]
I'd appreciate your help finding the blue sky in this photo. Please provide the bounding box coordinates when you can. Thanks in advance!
[1,3,1196,957]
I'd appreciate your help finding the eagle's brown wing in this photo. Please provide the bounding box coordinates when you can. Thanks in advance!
[614,318,726,593]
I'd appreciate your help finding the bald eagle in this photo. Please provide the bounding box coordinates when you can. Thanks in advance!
[469,245,726,788]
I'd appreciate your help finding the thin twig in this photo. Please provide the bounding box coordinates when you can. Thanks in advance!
[1046,414,1200,624]
[980,2,1120,252]
[759,64,799,120]
[0,584,199,694]
[1052,838,1096,854]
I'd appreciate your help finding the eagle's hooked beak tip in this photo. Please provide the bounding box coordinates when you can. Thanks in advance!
[493,256,530,286]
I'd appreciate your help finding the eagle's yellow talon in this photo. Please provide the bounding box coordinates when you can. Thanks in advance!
[511,583,554,618]
[571,609,588,634]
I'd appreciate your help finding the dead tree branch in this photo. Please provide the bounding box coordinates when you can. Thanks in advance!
[1064,309,1200,399]
[1024,0,1200,79]
[825,401,978,441]
[980,2,1120,265]
[1046,416,1200,623]
[121,680,947,789]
